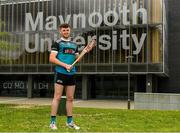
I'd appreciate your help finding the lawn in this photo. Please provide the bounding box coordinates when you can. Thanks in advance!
[0,104,180,132]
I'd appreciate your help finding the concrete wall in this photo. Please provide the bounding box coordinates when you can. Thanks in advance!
[158,0,180,93]
[134,93,180,110]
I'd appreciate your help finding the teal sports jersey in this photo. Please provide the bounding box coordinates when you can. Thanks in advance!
[51,39,78,75]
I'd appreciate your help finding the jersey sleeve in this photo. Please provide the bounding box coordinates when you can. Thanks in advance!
[51,42,59,53]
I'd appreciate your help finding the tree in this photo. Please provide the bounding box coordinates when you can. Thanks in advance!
[0,20,21,62]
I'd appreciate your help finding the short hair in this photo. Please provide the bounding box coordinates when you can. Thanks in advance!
[59,23,71,29]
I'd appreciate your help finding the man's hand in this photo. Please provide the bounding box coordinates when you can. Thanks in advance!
[65,64,72,72]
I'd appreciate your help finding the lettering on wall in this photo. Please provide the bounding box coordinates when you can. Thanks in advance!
[24,1,147,55]
[0,81,26,89]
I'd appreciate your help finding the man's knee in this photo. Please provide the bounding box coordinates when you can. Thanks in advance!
[67,96,74,102]
[54,95,61,101]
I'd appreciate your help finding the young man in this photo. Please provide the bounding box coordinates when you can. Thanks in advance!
[49,23,80,130]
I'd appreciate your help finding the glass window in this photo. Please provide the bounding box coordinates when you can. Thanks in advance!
[0,0,166,74]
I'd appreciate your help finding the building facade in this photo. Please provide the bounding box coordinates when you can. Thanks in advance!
[0,0,173,99]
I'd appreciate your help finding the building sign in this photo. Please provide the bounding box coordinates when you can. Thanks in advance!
[25,1,147,55]
[0,81,26,90]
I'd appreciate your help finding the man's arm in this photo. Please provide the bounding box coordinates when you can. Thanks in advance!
[49,52,71,71]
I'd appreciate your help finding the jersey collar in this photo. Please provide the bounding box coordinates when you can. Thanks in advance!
[61,37,71,42]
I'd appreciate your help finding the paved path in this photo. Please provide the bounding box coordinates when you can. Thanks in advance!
[0,97,134,109]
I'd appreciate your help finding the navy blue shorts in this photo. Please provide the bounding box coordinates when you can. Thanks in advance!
[54,72,76,86]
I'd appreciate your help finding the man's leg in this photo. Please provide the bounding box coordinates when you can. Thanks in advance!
[50,83,64,130]
[66,85,80,130]
[66,85,75,117]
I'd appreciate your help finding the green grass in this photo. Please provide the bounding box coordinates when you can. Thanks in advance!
[0,104,180,132]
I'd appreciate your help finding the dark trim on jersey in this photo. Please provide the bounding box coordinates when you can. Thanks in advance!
[51,39,78,54]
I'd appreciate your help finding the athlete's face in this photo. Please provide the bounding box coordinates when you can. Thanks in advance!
[59,27,71,39]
